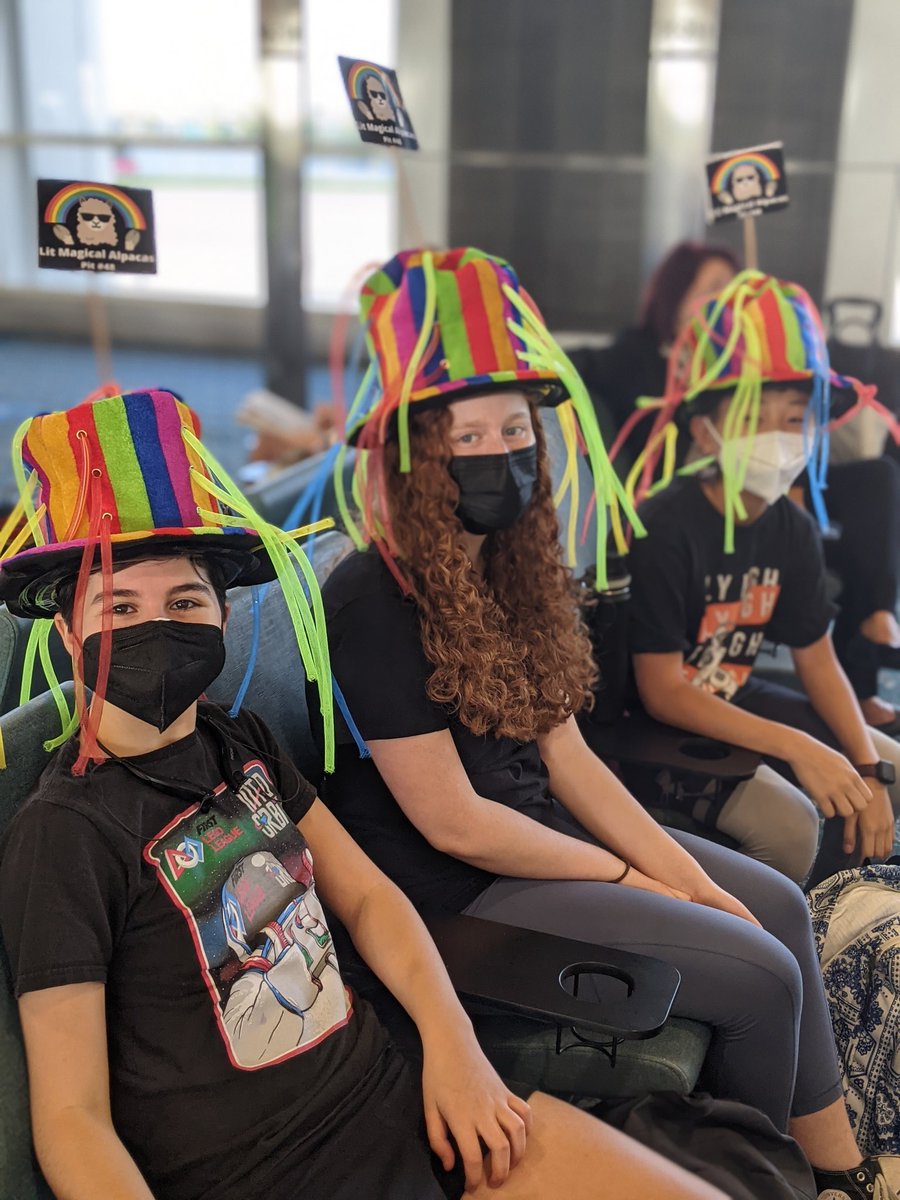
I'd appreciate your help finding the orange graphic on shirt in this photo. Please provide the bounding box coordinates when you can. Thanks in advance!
[683,576,781,700]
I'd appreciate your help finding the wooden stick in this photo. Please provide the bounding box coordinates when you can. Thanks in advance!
[85,285,115,386]
[742,215,758,270]
[394,148,426,249]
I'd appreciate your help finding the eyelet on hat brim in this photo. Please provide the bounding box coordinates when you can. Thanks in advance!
[0,532,273,620]
[346,376,568,446]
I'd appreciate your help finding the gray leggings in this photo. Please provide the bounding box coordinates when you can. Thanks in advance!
[463,828,843,1133]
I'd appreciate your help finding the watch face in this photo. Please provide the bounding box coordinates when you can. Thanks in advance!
[857,761,897,786]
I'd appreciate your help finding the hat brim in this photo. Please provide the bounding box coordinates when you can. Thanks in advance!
[677,371,858,428]
[0,530,275,619]
[346,374,568,446]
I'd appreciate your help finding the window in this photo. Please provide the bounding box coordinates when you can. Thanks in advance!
[2,0,399,309]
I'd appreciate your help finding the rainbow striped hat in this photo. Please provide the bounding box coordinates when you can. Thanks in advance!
[624,270,898,549]
[0,388,338,772]
[347,247,566,445]
[0,389,278,617]
[335,246,644,590]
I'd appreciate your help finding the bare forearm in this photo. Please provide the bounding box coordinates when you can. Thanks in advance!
[546,749,708,888]
[793,646,878,764]
[438,795,628,882]
[35,1108,153,1200]
[347,881,476,1043]
[642,679,798,760]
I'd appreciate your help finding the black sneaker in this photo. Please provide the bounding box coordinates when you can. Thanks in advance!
[814,1158,898,1199]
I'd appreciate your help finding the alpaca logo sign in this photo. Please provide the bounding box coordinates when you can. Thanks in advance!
[338,57,418,150]
[704,142,789,224]
[36,178,158,273]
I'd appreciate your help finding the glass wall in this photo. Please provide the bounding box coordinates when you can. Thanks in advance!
[0,0,398,310]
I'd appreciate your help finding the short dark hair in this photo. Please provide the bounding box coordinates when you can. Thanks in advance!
[640,241,741,346]
[684,379,815,426]
[56,551,230,628]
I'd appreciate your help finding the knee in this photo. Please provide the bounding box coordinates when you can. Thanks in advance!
[720,772,819,883]
[767,795,820,883]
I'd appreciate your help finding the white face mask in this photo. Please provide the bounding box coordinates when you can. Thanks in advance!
[704,421,808,505]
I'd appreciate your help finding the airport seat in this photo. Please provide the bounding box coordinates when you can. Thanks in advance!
[0,606,71,718]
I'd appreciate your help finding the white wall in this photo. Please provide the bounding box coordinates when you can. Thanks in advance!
[825,0,900,343]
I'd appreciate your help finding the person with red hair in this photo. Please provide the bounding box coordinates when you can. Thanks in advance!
[315,247,898,1200]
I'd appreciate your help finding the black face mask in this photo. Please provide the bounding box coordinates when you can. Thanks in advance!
[81,621,226,732]
[447,444,538,534]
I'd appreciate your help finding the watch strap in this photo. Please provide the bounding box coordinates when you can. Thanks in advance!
[854,760,896,785]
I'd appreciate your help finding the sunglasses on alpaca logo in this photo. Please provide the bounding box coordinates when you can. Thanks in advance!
[79,210,113,223]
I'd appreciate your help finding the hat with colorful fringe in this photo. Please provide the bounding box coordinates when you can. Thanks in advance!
[0,389,280,617]
[334,246,644,590]
[0,388,336,773]
[619,269,900,552]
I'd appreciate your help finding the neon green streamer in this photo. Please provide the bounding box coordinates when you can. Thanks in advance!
[396,252,438,473]
[502,284,645,589]
[44,707,79,753]
[191,494,318,673]
[19,620,44,708]
[344,362,376,431]
[37,619,73,731]
[334,445,366,550]
[18,620,74,749]
[555,402,580,566]
[283,539,335,771]
[182,429,336,771]
[9,423,44,546]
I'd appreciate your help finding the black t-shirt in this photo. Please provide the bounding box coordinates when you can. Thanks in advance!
[629,478,836,700]
[316,550,558,914]
[0,704,394,1200]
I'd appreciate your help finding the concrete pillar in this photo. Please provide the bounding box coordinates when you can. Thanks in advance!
[641,0,721,280]
[260,0,305,406]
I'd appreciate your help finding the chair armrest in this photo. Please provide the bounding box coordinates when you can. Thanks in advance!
[424,913,680,1041]
[581,711,760,782]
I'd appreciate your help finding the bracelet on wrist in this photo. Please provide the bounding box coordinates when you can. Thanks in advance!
[609,857,631,884]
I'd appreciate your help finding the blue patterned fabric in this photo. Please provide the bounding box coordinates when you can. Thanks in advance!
[807,864,900,1155]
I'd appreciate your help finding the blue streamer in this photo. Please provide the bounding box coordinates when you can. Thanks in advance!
[282,442,343,567]
[331,673,370,759]
[794,307,832,532]
[229,583,266,718]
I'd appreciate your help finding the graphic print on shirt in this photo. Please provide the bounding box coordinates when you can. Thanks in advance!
[683,566,782,699]
[144,759,350,1070]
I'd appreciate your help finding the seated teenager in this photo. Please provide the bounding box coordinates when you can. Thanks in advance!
[626,271,900,889]
[0,389,725,1200]
[578,240,900,736]
[313,248,897,1200]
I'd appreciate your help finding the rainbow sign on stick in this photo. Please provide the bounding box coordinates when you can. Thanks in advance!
[704,142,789,224]
[338,56,418,150]
[37,178,157,274]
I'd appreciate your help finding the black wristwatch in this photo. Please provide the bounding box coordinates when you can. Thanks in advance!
[855,760,897,786]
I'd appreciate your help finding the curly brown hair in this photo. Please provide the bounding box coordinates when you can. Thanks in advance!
[378,401,597,741]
